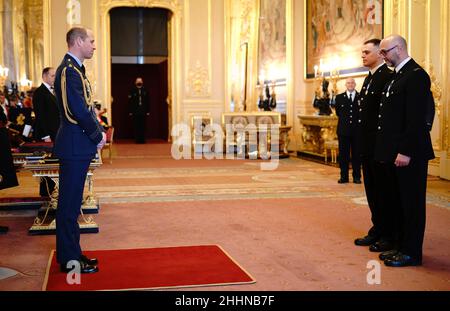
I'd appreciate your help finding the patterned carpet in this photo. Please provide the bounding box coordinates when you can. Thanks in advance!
[0,142,449,291]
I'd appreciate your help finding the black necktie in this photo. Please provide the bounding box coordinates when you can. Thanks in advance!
[349,93,353,102]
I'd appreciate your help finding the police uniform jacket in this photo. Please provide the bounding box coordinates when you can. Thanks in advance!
[53,54,104,160]
[335,91,359,136]
[128,86,149,115]
[374,59,434,163]
[358,64,393,157]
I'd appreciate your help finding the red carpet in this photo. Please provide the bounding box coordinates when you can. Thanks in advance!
[43,245,255,291]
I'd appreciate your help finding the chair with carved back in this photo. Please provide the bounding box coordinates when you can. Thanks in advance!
[101,126,114,163]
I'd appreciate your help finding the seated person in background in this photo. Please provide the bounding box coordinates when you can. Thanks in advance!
[0,102,19,234]
[94,102,109,130]
[7,95,33,140]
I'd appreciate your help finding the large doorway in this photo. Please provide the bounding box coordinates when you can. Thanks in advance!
[109,7,169,141]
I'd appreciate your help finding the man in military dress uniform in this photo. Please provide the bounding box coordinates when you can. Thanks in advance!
[354,39,395,253]
[376,35,434,267]
[53,27,106,273]
[334,78,361,184]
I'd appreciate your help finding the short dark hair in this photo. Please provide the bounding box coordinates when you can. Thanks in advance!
[66,27,88,47]
[364,38,381,46]
[42,67,53,78]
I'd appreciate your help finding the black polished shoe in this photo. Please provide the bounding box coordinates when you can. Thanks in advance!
[379,249,398,261]
[353,178,361,184]
[369,240,394,252]
[338,178,349,184]
[384,253,422,267]
[354,235,378,246]
[80,254,98,265]
[60,260,99,273]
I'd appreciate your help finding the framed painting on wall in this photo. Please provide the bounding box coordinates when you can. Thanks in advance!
[257,0,287,114]
[305,0,384,79]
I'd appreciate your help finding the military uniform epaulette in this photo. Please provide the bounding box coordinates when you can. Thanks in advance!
[60,58,94,125]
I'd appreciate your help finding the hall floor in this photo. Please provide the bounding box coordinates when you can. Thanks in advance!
[0,142,449,291]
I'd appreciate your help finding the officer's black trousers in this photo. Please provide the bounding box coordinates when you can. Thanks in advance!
[394,159,428,260]
[133,113,146,144]
[338,134,361,180]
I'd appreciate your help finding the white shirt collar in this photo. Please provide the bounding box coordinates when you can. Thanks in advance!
[43,82,53,93]
[370,62,385,75]
[346,90,356,97]
[67,52,83,67]
[395,57,412,73]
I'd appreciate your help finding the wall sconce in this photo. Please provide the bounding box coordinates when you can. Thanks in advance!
[0,65,9,88]
[19,77,32,92]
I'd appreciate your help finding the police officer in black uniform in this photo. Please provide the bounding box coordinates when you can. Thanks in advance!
[334,78,361,184]
[354,39,395,252]
[128,77,149,144]
[375,35,434,267]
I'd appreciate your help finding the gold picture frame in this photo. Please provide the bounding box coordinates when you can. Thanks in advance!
[304,0,384,79]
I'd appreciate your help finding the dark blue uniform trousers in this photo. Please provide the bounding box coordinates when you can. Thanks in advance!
[56,159,91,264]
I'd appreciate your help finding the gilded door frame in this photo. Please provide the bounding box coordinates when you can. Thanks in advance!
[99,0,182,141]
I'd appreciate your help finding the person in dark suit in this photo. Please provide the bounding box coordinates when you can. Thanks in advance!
[0,103,19,234]
[33,67,60,197]
[53,27,106,273]
[33,67,59,142]
[354,39,395,252]
[334,78,361,184]
[128,77,149,144]
[375,35,435,267]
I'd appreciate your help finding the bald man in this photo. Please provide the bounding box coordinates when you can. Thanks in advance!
[334,78,361,184]
[375,35,434,267]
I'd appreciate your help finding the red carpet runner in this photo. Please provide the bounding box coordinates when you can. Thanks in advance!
[43,245,255,291]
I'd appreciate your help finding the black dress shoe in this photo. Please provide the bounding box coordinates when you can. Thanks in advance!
[353,178,361,184]
[379,249,398,261]
[60,260,99,273]
[369,240,394,252]
[80,254,98,265]
[354,235,378,246]
[338,178,349,184]
[0,226,9,234]
[384,253,422,267]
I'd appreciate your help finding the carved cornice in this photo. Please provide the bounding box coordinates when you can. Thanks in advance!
[100,0,182,15]
[187,61,211,97]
